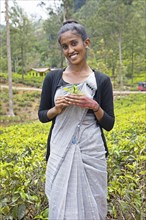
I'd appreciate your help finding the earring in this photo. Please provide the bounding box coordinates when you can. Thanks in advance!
[86,46,89,49]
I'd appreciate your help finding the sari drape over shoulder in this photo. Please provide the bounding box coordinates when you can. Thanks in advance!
[45,72,107,220]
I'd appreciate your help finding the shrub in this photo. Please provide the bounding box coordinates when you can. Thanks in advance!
[106,94,145,219]
[0,122,50,219]
[0,94,145,219]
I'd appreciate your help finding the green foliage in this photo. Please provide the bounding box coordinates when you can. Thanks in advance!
[74,0,145,87]
[0,122,50,219]
[43,12,63,67]
[10,2,39,75]
[0,72,44,88]
[0,88,41,124]
[63,84,83,94]
[106,94,145,219]
[74,0,86,11]
[1,70,145,91]
[0,94,145,219]
[1,0,145,88]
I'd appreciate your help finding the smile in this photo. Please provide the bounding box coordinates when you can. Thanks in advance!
[69,53,78,59]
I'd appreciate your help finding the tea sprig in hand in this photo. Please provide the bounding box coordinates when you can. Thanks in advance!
[64,85,83,95]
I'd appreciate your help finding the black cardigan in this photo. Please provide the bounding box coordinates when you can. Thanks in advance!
[38,69,115,161]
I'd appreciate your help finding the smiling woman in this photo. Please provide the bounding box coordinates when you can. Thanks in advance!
[60,31,90,68]
[38,20,115,220]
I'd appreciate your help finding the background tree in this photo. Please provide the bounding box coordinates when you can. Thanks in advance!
[10,2,38,79]
[73,0,86,11]
[61,0,74,21]
[73,0,145,87]
[1,0,145,89]
[5,0,14,116]
[43,9,63,67]
[0,25,7,72]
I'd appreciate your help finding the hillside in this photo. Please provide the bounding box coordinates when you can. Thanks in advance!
[0,92,145,219]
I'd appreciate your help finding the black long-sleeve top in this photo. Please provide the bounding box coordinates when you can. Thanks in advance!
[38,69,115,161]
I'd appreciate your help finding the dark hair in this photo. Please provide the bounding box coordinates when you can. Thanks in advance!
[58,20,88,44]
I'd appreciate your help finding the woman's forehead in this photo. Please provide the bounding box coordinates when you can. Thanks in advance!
[60,30,82,43]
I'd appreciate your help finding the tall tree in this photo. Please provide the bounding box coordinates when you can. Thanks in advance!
[0,25,7,72]
[43,9,63,67]
[30,0,74,67]
[5,0,15,116]
[10,2,37,78]
[61,0,73,21]
[74,0,86,11]
[74,0,145,87]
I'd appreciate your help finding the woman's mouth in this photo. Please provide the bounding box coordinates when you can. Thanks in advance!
[69,53,78,60]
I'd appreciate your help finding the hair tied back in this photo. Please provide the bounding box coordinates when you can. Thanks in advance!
[63,20,79,26]
[58,19,88,43]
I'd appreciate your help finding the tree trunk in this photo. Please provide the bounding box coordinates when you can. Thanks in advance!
[131,40,134,83]
[5,0,15,116]
[118,32,123,89]
[112,63,116,89]
[21,46,25,81]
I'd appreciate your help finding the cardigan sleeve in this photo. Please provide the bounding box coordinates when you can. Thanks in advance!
[38,73,53,123]
[98,76,115,131]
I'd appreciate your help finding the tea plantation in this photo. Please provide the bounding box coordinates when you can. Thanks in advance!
[0,94,145,219]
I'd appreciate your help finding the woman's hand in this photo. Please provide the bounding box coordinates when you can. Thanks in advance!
[54,96,70,114]
[47,96,70,120]
[64,94,98,111]
[47,94,104,121]
[65,94,104,120]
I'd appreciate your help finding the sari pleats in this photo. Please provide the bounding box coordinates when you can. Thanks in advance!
[45,73,107,220]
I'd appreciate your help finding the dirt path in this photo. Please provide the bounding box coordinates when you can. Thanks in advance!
[1,84,145,95]
[0,84,41,91]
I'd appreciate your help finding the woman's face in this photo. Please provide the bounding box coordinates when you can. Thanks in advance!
[60,30,90,66]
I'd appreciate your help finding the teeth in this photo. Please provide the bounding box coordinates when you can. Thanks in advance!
[70,54,78,58]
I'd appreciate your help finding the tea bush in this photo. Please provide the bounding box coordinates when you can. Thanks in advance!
[0,122,50,219]
[0,94,145,219]
[1,71,145,90]
[0,73,44,88]
[106,94,145,219]
[0,89,40,124]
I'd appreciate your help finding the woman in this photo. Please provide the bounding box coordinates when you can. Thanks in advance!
[38,20,115,220]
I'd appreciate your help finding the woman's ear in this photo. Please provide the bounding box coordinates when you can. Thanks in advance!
[84,38,91,48]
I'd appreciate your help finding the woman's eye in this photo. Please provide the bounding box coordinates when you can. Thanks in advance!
[71,41,78,46]
[62,45,68,50]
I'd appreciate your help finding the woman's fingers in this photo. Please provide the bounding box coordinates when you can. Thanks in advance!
[65,95,97,110]
[65,95,84,102]
[55,95,97,110]
[56,96,70,108]
[65,95,87,106]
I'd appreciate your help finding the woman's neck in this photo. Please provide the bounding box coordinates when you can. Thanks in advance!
[65,63,92,75]
[63,63,93,84]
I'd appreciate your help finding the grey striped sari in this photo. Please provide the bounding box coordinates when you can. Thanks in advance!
[45,72,107,220]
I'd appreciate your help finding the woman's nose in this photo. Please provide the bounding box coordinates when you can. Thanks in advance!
[68,45,74,53]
